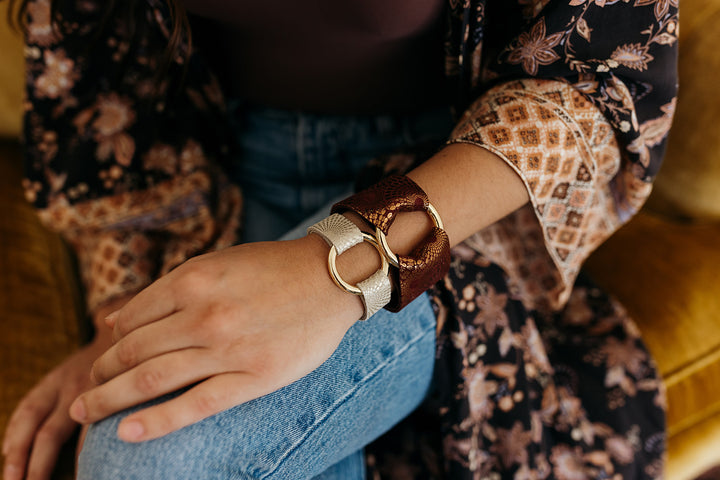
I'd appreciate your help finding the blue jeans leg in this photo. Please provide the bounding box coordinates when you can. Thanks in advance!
[76,107,447,479]
[76,293,436,480]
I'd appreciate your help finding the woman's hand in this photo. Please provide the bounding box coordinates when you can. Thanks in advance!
[66,140,531,446]
[69,236,365,443]
[2,296,130,480]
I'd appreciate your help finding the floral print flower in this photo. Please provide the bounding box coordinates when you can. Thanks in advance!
[628,99,676,167]
[599,337,647,377]
[143,144,178,175]
[179,141,208,174]
[466,364,498,422]
[610,43,655,71]
[492,421,533,468]
[508,19,563,75]
[606,435,635,464]
[35,49,77,99]
[550,445,587,480]
[93,93,135,137]
[26,0,59,46]
[517,319,553,373]
[562,288,594,326]
[474,285,509,336]
[635,0,678,20]
[91,94,136,166]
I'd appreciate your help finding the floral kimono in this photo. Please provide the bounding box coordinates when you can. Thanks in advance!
[21,0,678,478]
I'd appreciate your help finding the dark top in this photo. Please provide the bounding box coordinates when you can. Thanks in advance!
[183,0,447,113]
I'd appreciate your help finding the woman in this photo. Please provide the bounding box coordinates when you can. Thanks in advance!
[2,0,677,478]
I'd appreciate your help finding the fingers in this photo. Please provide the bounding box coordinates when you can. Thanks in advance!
[92,313,197,385]
[114,373,268,442]
[71,348,215,426]
[109,271,181,342]
[3,386,58,480]
[24,410,77,480]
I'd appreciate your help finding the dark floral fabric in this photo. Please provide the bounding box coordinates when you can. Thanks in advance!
[21,0,677,478]
[22,0,241,311]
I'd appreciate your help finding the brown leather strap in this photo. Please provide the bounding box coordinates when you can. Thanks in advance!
[390,227,450,311]
[331,175,451,311]
[332,175,429,235]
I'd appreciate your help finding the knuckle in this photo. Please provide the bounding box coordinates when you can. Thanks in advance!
[35,425,63,444]
[85,392,109,417]
[114,312,137,340]
[115,339,138,368]
[194,392,221,416]
[90,361,104,384]
[3,444,21,461]
[203,305,236,340]
[135,368,164,395]
[113,317,130,339]
[174,264,210,294]
[14,400,44,422]
[153,413,176,437]
[246,353,275,378]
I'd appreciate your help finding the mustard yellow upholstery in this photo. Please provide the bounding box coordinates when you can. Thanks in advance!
[646,0,720,220]
[0,0,718,478]
[584,0,720,476]
[0,142,82,480]
[585,214,720,480]
[0,2,23,139]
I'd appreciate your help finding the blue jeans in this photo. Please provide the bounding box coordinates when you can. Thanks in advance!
[77,106,453,480]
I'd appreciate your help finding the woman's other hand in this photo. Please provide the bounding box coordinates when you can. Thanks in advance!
[2,296,131,480]
[69,236,367,443]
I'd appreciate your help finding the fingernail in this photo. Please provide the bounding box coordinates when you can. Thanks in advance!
[118,421,145,442]
[105,310,120,326]
[4,464,19,480]
[69,398,87,422]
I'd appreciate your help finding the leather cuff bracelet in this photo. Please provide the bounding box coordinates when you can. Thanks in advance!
[307,214,392,321]
[332,175,451,312]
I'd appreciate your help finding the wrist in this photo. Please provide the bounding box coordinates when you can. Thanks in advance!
[295,233,367,327]
[331,175,451,311]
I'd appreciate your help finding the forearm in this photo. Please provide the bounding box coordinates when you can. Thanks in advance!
[405,143,529,247]
[312,142,529,318]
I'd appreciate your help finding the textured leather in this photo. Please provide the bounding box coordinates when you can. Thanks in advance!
[333,175,451,311]
[333,175,429,234]
[307,213,363,255]
[357,269,393,320]
[307,214,393,319]
[391,227,451,311]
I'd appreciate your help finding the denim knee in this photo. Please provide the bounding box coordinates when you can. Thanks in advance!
[77,295,436,480]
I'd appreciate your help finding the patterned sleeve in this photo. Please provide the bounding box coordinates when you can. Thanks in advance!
[22,0,241,314]
[445,0,678,311]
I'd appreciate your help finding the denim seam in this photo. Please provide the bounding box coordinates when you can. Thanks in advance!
[258,318,436,479]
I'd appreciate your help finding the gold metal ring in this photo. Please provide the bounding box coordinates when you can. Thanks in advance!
[375,202,444,268]
[327,232,390,295]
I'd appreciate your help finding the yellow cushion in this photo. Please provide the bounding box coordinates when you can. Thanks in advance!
[585,212,720,477]
[0,2,24,139]
[646,0,720,220]
[667,410,720,480]
[0,142,82,480]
